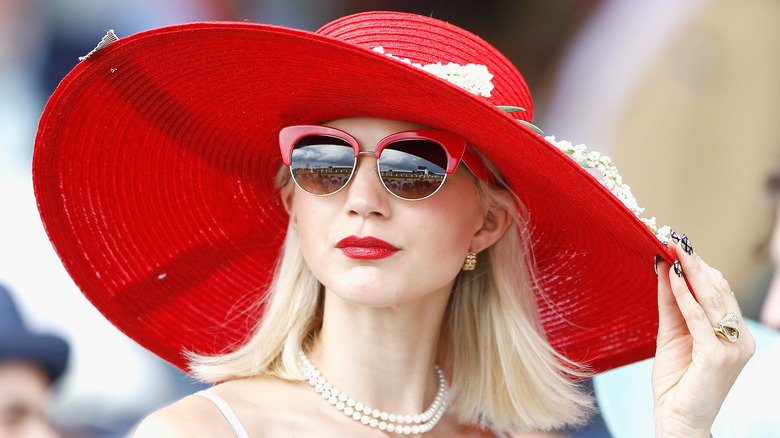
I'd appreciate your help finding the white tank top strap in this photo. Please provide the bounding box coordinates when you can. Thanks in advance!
[194,390,250,438]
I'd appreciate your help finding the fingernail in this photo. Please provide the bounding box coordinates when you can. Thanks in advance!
[673,260,683,277]
[681,234,693,255]
[670,230,681,243]
[654,254,663,276]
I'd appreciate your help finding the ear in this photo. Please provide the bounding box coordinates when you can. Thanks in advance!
[469,193,513,253]
[281,186,298,229]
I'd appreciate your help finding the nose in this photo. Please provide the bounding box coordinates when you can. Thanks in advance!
[342,154,391,218]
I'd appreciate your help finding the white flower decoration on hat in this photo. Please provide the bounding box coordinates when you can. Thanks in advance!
[372,46,494,97]
[545,136,671,243]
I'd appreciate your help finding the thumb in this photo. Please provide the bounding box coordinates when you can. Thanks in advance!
[656,258,686,343]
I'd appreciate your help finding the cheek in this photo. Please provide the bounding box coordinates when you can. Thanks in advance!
[288,187,325,230]
[402,213,480,293]
[419,189,483,260]
[288,193,328,255]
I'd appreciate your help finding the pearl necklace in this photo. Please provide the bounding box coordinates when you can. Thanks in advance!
[299,352,450,435]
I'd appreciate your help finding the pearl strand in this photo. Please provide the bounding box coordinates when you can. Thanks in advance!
[299,352,450,435]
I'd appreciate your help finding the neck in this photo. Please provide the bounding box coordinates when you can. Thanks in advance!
[307,286,452,416]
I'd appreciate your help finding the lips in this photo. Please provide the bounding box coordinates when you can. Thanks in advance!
[336,236,400,260]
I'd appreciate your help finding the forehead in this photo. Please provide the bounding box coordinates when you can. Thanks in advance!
[323,117,430,143]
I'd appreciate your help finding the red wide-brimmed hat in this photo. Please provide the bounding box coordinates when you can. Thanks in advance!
[33,11,671,374]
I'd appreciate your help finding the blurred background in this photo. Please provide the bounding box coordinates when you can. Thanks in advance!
[1,0,778,436]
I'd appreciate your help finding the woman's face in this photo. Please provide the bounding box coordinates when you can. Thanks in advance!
[283,117,502,308]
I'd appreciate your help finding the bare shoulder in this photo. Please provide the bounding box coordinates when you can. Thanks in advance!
[132,392,236,438]
[213,376,326,435]
[134,376,327,437]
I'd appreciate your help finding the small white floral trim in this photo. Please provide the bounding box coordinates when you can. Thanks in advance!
[545,135,671,242]
[372,46,494,98]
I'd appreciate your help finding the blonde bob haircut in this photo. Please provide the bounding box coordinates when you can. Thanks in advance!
[189,161,594,433]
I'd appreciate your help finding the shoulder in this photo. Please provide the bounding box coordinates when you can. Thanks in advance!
[132,391,237,438]
[134,377,320,438]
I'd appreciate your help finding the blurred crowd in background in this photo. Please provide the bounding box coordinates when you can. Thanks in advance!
[1,0,778,436]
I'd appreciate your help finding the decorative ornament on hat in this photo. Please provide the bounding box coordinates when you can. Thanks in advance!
[372,46,495,98]
[497,106,544,135]
[544,135,672,243]
[497,104,669,243]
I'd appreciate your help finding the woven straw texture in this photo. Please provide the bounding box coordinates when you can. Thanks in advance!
[34,12,671,374]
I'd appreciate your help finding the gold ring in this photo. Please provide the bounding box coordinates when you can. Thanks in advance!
[713,312,740,343]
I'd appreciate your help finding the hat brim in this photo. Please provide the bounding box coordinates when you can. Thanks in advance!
[34,22,671,374]
[0,334,70,382]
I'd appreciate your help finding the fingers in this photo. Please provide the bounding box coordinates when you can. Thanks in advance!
[666,235,755,353]
[666,250,718,345]
[652,235,755,436]
[669,239,728,330]
[656,258,673,309]
[656,258,686,344]
[701,257,743,320]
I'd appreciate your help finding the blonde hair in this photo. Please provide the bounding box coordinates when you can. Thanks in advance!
[188,165,593,432]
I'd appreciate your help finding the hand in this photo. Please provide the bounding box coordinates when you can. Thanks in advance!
[652,237,755,438]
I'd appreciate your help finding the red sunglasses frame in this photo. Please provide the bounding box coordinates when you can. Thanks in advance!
[279,124,494,184]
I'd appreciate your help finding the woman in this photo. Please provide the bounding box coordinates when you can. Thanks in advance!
[33,11,753,437]
[761,167,780,330]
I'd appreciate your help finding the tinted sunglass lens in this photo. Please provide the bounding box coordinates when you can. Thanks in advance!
[378,140,448,200]
[290,135,355,195]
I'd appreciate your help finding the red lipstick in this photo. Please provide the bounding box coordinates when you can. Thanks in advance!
[336,236,399,260]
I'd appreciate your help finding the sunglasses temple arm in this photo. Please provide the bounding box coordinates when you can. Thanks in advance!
[462,145,496,184]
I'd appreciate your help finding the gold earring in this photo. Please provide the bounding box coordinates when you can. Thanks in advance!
[462,251,477,271]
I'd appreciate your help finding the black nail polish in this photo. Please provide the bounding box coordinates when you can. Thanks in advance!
[673,260,683,277]
[681,234,693,255]
[670,230,681,243]
[654,255,663,276]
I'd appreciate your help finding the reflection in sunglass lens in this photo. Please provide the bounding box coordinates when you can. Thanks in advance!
[378,139,448,200]
[290,135,355,195]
